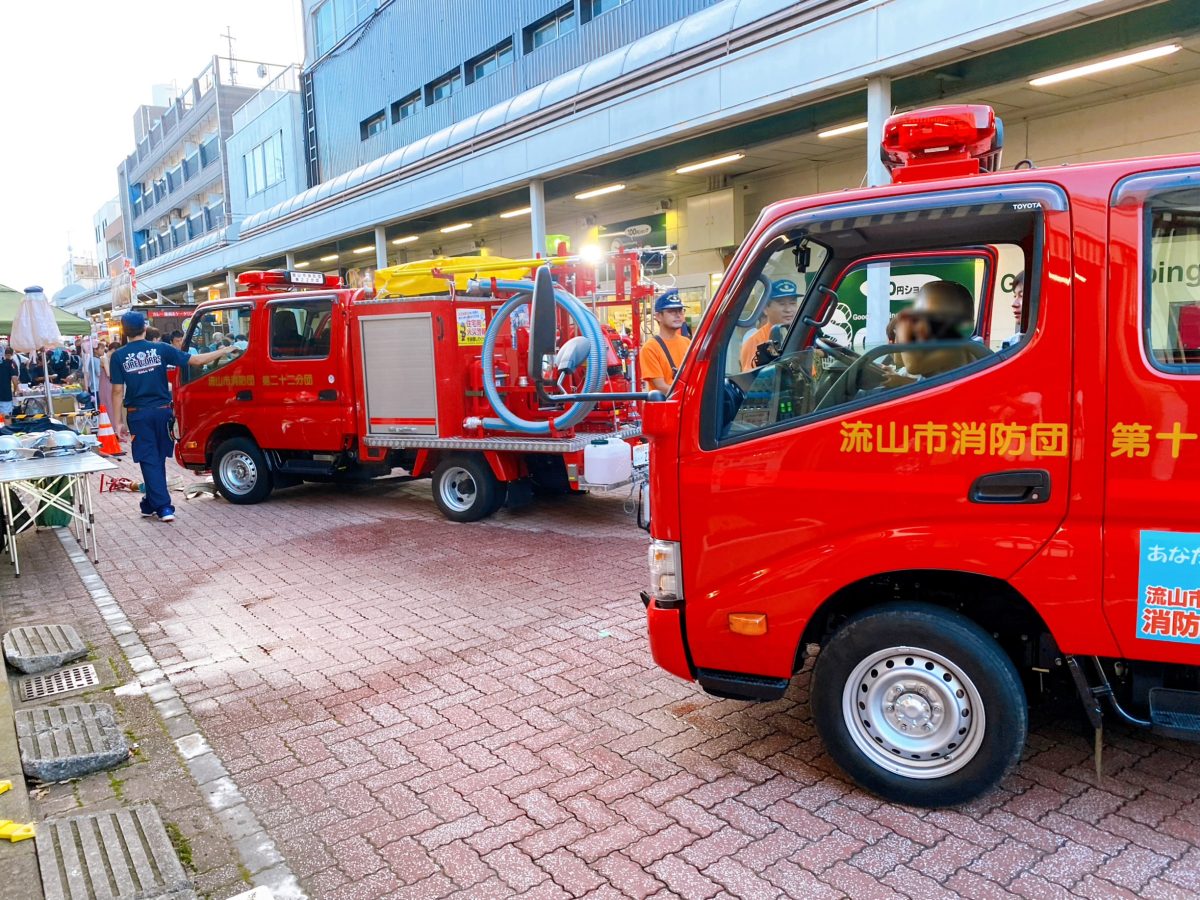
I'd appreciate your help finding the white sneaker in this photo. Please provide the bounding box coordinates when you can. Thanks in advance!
[156,511,176,523]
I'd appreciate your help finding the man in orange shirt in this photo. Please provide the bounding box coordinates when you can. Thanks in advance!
[740,279,800,371]
[640,291,691,392]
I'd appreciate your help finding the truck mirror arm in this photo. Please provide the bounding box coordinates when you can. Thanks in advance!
[546,389,664,403]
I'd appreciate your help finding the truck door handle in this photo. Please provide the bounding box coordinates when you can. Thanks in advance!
[235,390,252,401]
[969,469,1050,504]
[318,390,337,401]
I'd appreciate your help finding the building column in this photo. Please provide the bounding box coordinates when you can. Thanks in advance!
[865,76,892,346]
[285,252,296,270]
[529,179,547,258]
[185,282,195,304]
[375,225,387,271]
[226,271,237,297]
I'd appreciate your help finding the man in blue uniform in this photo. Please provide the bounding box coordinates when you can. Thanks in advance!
[110,311,232,522]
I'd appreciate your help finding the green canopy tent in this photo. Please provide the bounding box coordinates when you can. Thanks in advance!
[0,283,91,336]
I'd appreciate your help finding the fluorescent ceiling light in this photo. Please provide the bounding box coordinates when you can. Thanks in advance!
[319,254,339,262]
[391,235,419,245]
[293,261,311,268]
[500,207,532,219]
[818,121,868,139]
[1030,44,1181,87]
[439,222,473,233]
[575,183,625,200]
[676,152,745,174]
[353,245,373,254]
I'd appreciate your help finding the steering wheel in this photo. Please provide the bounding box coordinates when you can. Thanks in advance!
[813,334,860,366]
[813,346,896,412]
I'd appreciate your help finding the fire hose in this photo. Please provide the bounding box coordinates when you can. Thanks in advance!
[479,280,606,434]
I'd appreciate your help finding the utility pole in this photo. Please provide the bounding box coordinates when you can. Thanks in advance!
[221,26,237,85]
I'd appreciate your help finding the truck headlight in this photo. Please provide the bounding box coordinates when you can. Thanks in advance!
[648,539,682,607]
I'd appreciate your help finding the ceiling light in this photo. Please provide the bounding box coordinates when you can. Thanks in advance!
[1030,44,1181,87]
[675,152,745,174]
[293,261,310,268]
[574,183,625,200]
[391,235,419,245]
[818,121,869,139]
[439,222,473,233]
[353,245,373,254]
[320,254,338,262]
[579,244,603,266]
[500,207,532,219]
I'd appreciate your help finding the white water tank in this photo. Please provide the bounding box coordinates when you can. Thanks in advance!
[584,438,632,486]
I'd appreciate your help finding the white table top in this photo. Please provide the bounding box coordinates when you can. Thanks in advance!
[0,452,117,483]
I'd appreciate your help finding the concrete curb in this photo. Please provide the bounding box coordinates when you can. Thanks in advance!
[55,530,306,900]
[0,658,38,891]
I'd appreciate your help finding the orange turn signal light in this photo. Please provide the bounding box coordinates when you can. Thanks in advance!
[728,613,767,636]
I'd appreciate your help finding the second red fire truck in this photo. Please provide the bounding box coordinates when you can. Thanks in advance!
[173,254,653,521]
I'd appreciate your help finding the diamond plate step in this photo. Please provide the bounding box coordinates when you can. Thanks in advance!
[18,663,98,702]
[37,805,195,900]
[3,624,87,674]
[15,702,129,781]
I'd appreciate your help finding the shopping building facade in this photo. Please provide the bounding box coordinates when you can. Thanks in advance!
[60,0,1200,324]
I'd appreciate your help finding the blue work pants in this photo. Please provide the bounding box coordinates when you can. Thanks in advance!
[127,406,175,515]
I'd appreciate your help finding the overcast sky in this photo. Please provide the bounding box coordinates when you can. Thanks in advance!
[0,1,304,295]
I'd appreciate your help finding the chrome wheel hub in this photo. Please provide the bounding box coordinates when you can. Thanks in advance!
[439,466,477,512]
[219,451,258,495]
[842,646,986,779]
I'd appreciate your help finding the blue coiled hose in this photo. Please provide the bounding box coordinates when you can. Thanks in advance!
[479,279,605,434]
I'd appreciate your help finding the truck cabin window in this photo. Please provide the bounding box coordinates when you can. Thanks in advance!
[1146,188,1200,368]
[714,202,1042,441]
[269,299,334,360]
[183,306,252,382]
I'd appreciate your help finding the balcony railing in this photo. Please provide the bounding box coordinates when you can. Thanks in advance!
[200,136,221,168]
[231,63,301,130]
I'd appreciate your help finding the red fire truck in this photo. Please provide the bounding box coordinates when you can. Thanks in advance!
[172,254,653,521]
[541,105,1200,806]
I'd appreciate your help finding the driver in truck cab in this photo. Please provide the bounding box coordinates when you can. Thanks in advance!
[886,279,978,384]
[740,279,800,371]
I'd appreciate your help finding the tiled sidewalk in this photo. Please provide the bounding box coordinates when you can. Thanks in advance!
[59,459,1200,897]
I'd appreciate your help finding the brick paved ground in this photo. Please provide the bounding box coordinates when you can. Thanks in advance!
[46,459,1200,897]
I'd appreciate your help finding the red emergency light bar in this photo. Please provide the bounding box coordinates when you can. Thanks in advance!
[237,270,342,290]
[881,104,1003,184]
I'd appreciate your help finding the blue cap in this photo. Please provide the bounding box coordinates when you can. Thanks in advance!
[23,285,43,294]
[121,311,146,332]
[769,279,799,300]
[654,289,685,312]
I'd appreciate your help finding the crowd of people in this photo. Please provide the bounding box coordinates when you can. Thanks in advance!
[0,326,204,419]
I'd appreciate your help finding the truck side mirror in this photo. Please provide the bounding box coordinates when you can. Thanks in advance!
[528,265,557,387]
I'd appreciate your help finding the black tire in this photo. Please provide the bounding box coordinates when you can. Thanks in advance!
[431,454,501,522]
[810,602,1027,808]
[212,437,274,505]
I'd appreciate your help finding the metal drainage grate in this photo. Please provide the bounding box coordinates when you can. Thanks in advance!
[19,664,99,702]
[37,805,193,900]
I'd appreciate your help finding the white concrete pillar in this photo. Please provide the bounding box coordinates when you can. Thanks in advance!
[866,76,892,188]
[226,271,237,297]
[865,76,892,347]
[529,180,547,258]
[285,252,296,270]
[375,225,387,271]
[185,282,195,304]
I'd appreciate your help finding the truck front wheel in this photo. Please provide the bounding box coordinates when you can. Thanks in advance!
[811,602,1026,808]
[212,437,274,505]
[432,454,505,522]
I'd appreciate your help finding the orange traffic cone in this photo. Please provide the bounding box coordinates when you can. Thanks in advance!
[96,406,124,457]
